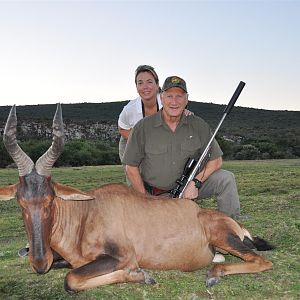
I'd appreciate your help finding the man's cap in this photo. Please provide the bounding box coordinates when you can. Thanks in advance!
[162,76,187,93]
[135,65,159,84]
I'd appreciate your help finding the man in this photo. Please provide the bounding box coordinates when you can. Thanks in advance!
[122,75,246,221]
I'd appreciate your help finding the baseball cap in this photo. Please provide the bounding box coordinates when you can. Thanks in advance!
[135,65,159,84]
[161,76,187,93]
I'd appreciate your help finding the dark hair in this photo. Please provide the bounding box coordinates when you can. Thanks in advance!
[135,65,159,84]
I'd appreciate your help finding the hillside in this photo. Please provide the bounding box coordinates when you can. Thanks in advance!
[0,101,299,141]
[0,101,299,129]
[0,101,299,165]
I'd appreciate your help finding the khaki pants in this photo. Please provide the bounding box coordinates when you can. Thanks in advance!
[197,169,241,218]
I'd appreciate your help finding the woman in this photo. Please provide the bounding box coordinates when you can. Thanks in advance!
[118,65,162,161]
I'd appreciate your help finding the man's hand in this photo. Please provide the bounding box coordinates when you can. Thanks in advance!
[182,180,199,200]
[184,109,194,116]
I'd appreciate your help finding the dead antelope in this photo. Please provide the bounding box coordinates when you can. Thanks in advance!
[0,104,273,291]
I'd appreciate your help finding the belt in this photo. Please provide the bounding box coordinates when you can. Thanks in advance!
[144,182,169,196]
[152,186,169,196]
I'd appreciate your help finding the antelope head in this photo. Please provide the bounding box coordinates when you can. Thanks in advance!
[1,104,64,274]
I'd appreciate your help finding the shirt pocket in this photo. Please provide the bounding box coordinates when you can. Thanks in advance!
[181,137,202,160]
[145,143,168,156]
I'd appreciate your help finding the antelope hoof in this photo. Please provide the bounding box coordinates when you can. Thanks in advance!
[206,275,221,287]
[64,278,77,293]
[138,268,156,285]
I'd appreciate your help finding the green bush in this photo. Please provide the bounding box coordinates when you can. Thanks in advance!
[0,139,120,168]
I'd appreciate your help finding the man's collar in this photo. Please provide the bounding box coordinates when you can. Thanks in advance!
[153,110,164,127]
[154,110,188,128]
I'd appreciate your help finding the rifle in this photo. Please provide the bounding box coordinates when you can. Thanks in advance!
[170,81,246,198]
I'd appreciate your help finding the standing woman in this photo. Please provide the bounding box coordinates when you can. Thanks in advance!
[118,65,162,161]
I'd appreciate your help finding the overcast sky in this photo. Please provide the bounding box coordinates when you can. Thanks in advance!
[0,0,299,111]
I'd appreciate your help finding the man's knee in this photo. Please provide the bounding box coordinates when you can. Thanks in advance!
[198,169,240,217]
[198,169,237,199]
[211,169,236,189]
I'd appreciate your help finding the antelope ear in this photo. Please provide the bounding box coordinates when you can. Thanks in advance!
[0,184,17,201]
[53,182,95,201]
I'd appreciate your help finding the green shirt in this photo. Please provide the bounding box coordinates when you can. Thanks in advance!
[122,110,223,190]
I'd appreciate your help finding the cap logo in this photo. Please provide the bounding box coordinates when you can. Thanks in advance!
[171,77,181,84]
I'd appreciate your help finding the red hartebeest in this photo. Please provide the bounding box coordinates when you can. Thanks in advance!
[0,104,273,291]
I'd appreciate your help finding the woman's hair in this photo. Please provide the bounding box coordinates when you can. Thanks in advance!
[135,65,159,84]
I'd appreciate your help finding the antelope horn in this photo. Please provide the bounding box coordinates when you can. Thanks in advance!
[35,103,65,176]
[3,105,34,176]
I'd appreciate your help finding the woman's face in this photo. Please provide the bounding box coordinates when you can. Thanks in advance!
[136,71,159,102]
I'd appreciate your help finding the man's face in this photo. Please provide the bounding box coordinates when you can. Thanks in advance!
[136,71,159,101]
[161,87,188,118]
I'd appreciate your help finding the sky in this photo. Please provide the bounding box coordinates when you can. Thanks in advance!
[0,0,299,111]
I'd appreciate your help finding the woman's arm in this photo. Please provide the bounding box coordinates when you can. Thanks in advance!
[119,127,132,139]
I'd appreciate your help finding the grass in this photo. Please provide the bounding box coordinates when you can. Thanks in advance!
[0,160,299,299]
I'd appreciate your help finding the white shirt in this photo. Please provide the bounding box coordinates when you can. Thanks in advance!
[118,95,162,130]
